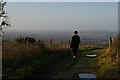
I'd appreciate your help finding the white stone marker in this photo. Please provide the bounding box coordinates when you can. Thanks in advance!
[86,54,97,57]
[78,74,96,79]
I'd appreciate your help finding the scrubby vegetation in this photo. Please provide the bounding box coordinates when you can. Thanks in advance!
[2,36,71,79]
[92,35,119,78]
[109,36,119,63]
[109,35,120,78]
[15,36,35,44]
[2,36,120,79]
[93,49,118,78]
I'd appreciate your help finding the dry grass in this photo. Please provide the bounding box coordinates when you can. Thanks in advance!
[3,42,69,66]
[2,41,71,79]
[109,36,120,64]
[44,43,69,50]
[3,43,44,66]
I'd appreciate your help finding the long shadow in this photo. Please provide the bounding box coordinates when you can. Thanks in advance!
[55,47,104,78]
[68,47,104,70]
[77,47,104,62]
[26,47,104,79]
[78,47,104,53]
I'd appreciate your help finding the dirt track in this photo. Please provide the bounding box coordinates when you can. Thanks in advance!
[54,50,98,79]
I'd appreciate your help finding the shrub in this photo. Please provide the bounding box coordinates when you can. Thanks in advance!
[15,36,35,44]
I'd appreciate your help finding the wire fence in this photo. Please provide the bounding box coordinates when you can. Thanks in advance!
[2,35,110,48]
[36,38,109,48]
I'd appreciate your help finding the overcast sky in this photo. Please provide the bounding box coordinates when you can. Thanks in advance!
[5,2,118,32]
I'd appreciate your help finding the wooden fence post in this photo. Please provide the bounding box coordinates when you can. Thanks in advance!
[109,36,112,49]
[61,40,62,45]
[38,40,41,43]
[69,39,71,46]
[50,39,52,45]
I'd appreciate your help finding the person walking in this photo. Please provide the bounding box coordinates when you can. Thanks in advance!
[70,31,80,60]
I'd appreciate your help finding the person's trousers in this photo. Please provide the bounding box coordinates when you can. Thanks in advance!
[72,47,78,56]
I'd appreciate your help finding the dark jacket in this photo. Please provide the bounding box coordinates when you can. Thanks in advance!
[70,35,80,49]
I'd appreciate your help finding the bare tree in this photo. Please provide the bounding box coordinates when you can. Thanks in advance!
[0,0,11,36]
